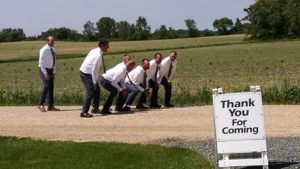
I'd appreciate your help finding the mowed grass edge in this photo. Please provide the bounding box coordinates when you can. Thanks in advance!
[0,136,214,169]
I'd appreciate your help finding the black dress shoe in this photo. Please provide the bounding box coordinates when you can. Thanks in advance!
[165,104,174,108]
[150,104,162,109]
[91,108,101,114]
[101,110,112,115]
[115,107,123,112]
[122,106,132,112]
[80,112,93,118]
[136,104,149,109]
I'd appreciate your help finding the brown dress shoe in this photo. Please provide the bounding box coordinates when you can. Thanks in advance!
[47,107,61,111]
[38,105,46,112]
[80,112,93,118]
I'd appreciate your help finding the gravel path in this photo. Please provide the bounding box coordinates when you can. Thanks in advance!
[160,137,300,169]
[0,105,299,168]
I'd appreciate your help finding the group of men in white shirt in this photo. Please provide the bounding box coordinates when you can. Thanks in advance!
[37,37,177,118]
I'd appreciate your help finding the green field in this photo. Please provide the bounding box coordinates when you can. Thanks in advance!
[0,35,299,105]
[0,136,213,169]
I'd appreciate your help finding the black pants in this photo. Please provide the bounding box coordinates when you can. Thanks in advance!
[80,71,100,114]
[124,83,146,106]
[100,77,124,112]
[149,79,159,105]
[38,68,54,107]
[160,77,172,105]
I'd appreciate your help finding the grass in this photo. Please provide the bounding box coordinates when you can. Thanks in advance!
[0,136,214,169]
[0,35,299,105]
[0,35,245,60]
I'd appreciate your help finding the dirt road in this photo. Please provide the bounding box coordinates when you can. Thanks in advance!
[0,106,299,143]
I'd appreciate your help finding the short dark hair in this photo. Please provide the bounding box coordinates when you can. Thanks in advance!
[141,59,149,63]
[98,39,109,47]
[170,51,177,55]
[154,53,162,58]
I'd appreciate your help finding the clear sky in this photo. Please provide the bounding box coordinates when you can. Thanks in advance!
[0,0,255,36]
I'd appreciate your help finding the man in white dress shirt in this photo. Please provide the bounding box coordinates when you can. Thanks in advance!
[38,36,60,112]
[115,54,131,68]
[79,39,109,118]
[159,51,177,107]
[99,61,135,114]
[123,59,151,110]
[146,53,163,108]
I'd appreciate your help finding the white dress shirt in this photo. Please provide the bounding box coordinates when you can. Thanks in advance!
[125,66,149,92]
[39,44,56,75]
[102,64,127,92]
[147,59,163,83]
[80,47,103,84]
[159,56,177,82]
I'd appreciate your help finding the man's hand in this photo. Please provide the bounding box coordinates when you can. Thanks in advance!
[93,84,98,90]
[45,74,51,81]
[121,90,128,97]
[143,89,151,96]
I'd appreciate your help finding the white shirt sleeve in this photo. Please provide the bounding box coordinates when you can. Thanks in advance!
[92,55,101,84]
[110,69,125,92]
[52,48,56,74]
[39,47,48,75]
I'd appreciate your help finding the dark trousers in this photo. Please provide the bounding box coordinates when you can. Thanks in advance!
[80,71,100,114]
[38,68,54,107]
[124,83,146,106]
[100,77,124,112]
[149,79,159,105]
[160,77,172,105]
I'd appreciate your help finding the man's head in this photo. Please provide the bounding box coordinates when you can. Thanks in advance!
[98,39,109,53]
[170,51,177,62]
[123,54,132,64]
[154,53,163,64]
[125,60,136,72]
[47,36,54,47]
[141,59,150,71]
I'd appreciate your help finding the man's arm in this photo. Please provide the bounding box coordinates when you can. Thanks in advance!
[39,48,48,75]
[92,55,102,85]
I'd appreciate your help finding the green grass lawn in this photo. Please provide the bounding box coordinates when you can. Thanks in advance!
[0,35,299,105]
[0,137,213,169]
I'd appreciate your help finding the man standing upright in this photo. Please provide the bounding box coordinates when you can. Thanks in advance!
[79,39,109,118]
[38,36,60,112]
[159,51,177,108]
[123,59,150,110]
[147,53,163,108]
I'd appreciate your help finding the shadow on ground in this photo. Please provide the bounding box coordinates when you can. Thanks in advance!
[241,161,299,169]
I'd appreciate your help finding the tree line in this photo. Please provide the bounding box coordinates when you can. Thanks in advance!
[0,16,245,42]
[1,0,299,42]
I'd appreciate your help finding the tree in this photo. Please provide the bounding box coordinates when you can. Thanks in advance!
[40,27,83,41]
[134,16,151,40]
[244,0,300,39]
[184,19,199,37]
[116,21,131,40]
[96,17,117,39]
[233,18,244,34]
[83,20,96,41]
[153,25,169,39]
[213,17,234,35]
[0,28,25,42]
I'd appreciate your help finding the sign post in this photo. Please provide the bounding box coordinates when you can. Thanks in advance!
[212,86,268,169]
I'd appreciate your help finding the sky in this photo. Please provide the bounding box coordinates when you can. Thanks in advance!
[0,0,255,36]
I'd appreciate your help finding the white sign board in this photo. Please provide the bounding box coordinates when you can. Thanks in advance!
[213,92,265,142]
[212,88,268,168]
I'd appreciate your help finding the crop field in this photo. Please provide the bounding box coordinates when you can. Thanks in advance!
[0,35,299,105]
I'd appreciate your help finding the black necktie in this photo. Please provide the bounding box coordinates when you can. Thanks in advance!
[154,65,159,83]
[50,47,55,68]
[101,53,106,73]
[167,62,173,78]
[143,71,147,86]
